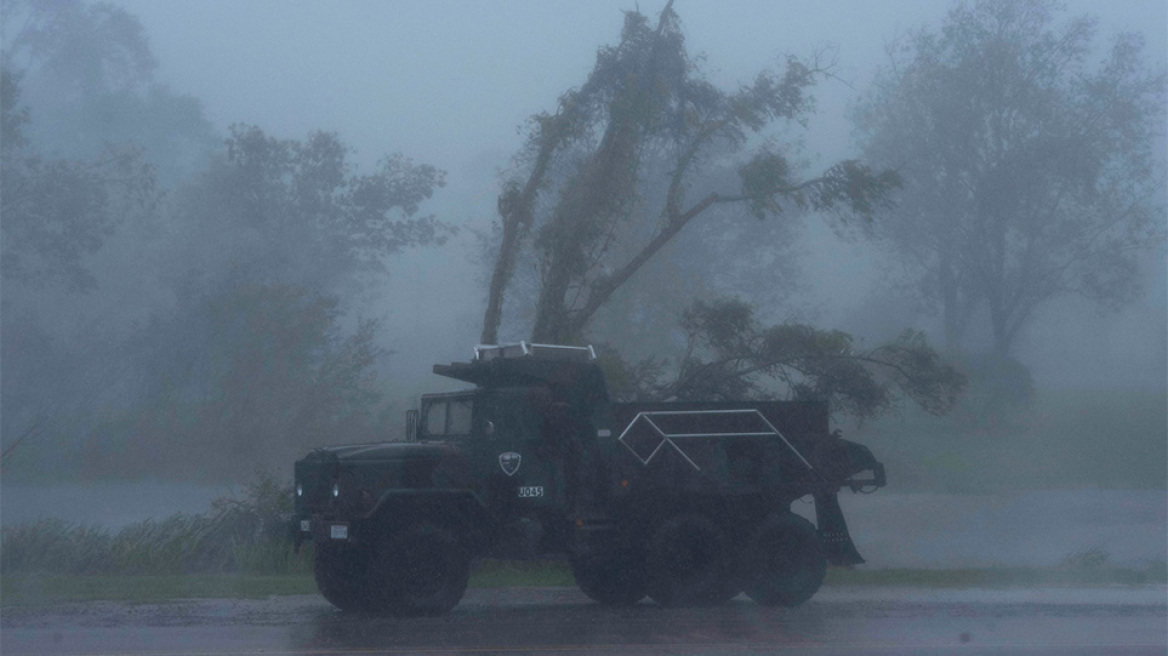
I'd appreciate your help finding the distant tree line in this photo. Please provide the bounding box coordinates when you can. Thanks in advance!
[853,0,1166,416]
[0,0,448,480]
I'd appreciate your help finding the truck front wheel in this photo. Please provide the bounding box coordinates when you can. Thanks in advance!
[742,513,826,607]
[314,543,373,612]
[646,514,734,607]
[370,523,470,616]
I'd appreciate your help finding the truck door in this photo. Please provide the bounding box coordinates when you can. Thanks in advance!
[478,387,567,516]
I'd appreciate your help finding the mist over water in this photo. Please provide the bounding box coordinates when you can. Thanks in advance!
[0,481,225,530]
[833,490,1167,569]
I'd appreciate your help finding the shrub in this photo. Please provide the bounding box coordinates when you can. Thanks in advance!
[0,473,311,576]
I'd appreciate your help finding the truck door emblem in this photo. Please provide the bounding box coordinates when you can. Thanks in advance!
[498,452,521,476]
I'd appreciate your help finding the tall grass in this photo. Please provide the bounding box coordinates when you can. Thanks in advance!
[0,474,312,576]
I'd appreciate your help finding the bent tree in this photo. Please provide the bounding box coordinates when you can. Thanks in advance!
[480,2,897,346]
[479,3,962,417]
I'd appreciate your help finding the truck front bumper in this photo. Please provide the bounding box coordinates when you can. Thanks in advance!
[293,515,355,552]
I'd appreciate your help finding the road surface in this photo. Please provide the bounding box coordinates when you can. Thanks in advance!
[3,586,1165,655]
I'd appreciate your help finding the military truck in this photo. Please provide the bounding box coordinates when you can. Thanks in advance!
[293,343,885,616]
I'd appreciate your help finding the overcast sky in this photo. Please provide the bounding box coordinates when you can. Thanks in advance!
[110,1,1166,175]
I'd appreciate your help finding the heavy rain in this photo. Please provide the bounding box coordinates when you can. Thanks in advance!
[1,1,1165,653]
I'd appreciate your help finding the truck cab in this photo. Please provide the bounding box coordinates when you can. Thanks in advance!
[416,384,578,556]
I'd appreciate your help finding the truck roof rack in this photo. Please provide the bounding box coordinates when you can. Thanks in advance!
[473,342,596,363]
[436,343,607,396]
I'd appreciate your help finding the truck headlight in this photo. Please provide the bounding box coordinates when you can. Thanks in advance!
[332,483,340,498]
[296,483,303,497]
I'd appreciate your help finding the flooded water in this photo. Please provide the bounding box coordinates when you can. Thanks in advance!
[833,489,1167,568]
[0,481,231,530]
[1,481,1163,569]
[4,586,1166,656]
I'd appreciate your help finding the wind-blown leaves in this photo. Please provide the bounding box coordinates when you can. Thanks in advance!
[619,298,965,420]
[481,3,898,344]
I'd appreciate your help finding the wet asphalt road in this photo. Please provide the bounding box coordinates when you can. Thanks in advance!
[2,586,1165,656]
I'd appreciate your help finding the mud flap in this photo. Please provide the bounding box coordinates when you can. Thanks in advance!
[813,491,865,566]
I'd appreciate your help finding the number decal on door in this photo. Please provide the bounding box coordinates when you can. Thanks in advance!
[518,486,544,498]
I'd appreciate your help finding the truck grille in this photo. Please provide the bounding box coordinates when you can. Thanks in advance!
[295,459,337,513]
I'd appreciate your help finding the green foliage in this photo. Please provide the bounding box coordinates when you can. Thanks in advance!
[625,297,965,419]
[1,4,211,477]
[1,4,446,483]
[0,473,310,576]
[483,3,898,344]
[92,124,449,480]
[1,0,218,184]
[740,154,900,219]
[2,0,156,94]
[88,283,384,481]
[824,565,1166,587]
[176,124,449,293]
[3,562,1162,607]
[0,575,319,606]
[854,0,1167,356]
[0,65,158,292]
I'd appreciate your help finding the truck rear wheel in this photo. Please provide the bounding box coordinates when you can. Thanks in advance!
[743,513,826,607]
[646,514,734,607]
[370,522,470,617]
[314,543,373,612]
[570,547,647,606]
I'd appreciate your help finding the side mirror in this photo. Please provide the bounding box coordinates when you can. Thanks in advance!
[405,409,419,442]
[484,420,496,436]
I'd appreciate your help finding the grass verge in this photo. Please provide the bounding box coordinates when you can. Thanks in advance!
[824,564,1167,588]
[1,574,318,606]
[3,562,1163,608]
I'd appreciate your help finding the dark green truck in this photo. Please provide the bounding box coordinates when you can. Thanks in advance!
[294,343,885,615]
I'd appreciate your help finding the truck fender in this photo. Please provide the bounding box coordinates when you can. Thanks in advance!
[368,488,496,552]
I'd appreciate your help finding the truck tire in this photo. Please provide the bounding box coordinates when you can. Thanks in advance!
[570,547,648,606]
[742,512,826,607]
[370,522,470,616]
[646,514,734,607]
[314,543,373,612]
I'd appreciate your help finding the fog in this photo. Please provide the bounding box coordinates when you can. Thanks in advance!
[106,0,1165,389]
[1,0,1164,577]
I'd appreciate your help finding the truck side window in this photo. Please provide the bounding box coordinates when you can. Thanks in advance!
[425,402,446,436]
